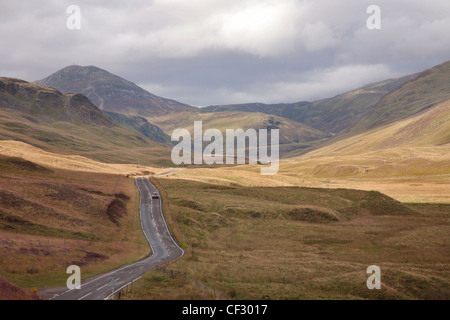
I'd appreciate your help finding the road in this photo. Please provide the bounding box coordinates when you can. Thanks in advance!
[45,177,185,300]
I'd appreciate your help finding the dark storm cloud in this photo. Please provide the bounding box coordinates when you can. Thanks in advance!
[1,0,449,106]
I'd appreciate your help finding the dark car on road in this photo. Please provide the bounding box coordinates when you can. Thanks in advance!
[152,192,160,199]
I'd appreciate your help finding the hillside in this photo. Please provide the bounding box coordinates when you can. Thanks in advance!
[286,99,450,185]
[36,65,195,117]
[148,110,330,148]
[305,99,450,157]
[0,278,39,300]
[0,78,113,126]
[166,98,449,203]
[204,74,415,134]
[0,77,172,166]
[0,154,150,289]
[0,140,170,175]
[104,111,172,145]
[281,99,449,202]
[35,65,332,156]
[347,60,450,135]
[131,178,449,300]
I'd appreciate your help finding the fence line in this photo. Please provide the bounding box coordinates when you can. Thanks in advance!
[105,276,142,300]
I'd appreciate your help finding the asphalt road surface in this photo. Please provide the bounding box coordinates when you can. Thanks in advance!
[45,177,185,300]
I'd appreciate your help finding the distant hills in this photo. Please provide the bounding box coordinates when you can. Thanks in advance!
[286,62,450,182]
[0,78,171,166]
[35,65,333,154]
[147,109,330,155]
[347,60,450,135]
[36,65,194,117]
[284,98,449,185]
[104,111,172,145]
[305,99,449,158]
[204,74,416,134]
[204,61,450,157]
[1,60,448,165]
[36,65,192,146]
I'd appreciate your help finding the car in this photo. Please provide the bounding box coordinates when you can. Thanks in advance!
[152,192,160,199]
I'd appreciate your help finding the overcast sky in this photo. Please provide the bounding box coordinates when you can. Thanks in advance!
[1,0,449,107]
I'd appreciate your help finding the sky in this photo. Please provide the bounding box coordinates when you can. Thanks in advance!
[1,0,449,107]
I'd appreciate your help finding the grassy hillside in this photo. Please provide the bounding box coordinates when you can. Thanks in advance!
[0,77,113,126]
[166,99,449,203]
[148,110,330,149]
[104,111,172,145]
[204,74,414,134]
[0,77,172,166]
[304,99,450,156]
[122,178,449,300]
[0,140,170,175]
[304,75,417,133]
[0,155,149,289]
[286,99,450,186]
[348,60,450,135]
[36,65,194,117]
[0,278,40,300]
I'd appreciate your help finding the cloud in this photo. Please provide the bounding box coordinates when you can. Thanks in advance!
[268,64,397,102]
[0,0,449,106]
[141,64,398,106]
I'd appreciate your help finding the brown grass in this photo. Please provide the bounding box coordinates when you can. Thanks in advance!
[118,269,217,300]
[0,155,149,289]
[162,100,449,204]
[129,178,449,300]
[0,277,41,300]
[0,140,175,175]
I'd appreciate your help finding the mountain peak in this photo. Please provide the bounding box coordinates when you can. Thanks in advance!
[0,76,172,166]
[36,65,194,116]
[58,64,108,74]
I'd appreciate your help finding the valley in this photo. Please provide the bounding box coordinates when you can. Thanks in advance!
[0,60,449,300]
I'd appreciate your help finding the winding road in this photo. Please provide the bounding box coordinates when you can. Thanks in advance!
[45,177,185,300]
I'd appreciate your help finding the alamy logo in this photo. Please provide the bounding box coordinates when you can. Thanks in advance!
[171,121,279,175]
[66,265,81,290]
[366,5,381,30]
[66,5,81,30]
[366,265,381,289]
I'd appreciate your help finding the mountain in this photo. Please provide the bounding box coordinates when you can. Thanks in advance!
[146,109,330,155]
[0,77,113,126]
[103,111,172,145]
[347,60,450,135]
[204,74,415,134]
[303,75,417,133]
[305,99,449,158]
[285,99,450,183]
[35,65,195,117]
[286,78,450,181]
[0,77,171,166]
[265,61,450,190]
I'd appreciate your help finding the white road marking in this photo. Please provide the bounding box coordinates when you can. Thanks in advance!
[54,178,184,300]
[96,283,108,291]
[78,292,93,300]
